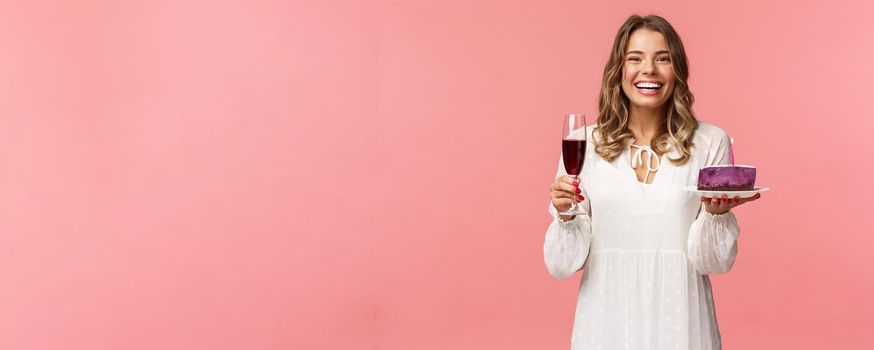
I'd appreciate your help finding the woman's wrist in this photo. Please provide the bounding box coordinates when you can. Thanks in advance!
[558,215,576,222]
[705,208,730,216]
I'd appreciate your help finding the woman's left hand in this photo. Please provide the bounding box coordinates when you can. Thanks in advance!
[701,193,762,215]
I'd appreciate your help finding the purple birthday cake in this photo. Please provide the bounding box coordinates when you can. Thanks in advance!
[697,165,756,191]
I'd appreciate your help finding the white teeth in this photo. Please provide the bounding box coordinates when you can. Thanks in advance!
[635,82,662,89]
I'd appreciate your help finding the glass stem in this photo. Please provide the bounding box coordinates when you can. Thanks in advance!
[570,175,580,213]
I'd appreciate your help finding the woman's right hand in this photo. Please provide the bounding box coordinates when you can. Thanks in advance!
[550,175,584,217]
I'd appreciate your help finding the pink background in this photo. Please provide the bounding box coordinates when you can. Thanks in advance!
[0,0,871,349]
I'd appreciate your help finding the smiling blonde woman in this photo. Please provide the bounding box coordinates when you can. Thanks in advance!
[544,14,762,350]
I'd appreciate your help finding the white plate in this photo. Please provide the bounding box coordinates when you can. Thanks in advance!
[683,185,770,199]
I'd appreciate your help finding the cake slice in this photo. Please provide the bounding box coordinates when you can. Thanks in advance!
[697,165,756,191]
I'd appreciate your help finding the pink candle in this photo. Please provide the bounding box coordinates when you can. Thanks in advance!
[729,137,735,165]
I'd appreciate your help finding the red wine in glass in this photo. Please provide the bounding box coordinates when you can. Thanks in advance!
[562,139,586,176]
[560,114,587,216]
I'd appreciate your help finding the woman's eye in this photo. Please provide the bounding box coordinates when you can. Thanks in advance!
[657,56,671,62]
[628,57,641,62]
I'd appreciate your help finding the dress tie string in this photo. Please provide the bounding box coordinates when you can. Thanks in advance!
[630,144,660,184]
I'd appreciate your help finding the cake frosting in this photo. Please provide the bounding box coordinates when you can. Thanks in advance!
[697,165,756,191]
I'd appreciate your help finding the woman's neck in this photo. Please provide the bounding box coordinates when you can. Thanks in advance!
[628,104,666,145]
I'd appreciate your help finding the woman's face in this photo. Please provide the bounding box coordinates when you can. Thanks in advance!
[621,28,675,111]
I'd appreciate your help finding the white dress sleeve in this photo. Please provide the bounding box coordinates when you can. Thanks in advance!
[687,131,742,275]
[543,156,593,280]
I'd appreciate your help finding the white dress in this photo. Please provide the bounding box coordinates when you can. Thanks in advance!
[544,122,740,350]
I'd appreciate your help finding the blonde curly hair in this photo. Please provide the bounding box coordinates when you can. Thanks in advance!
[593,14,698,165]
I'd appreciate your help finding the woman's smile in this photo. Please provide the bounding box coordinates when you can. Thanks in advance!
[633,80,664,96]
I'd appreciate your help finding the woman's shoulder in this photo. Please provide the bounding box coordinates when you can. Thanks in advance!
[586,124,600,142]
[693,121,730,147]
[694,121,728,140]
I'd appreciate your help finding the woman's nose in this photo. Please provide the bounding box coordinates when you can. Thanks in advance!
[642,60,656,74]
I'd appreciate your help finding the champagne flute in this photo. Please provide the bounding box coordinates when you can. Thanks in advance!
[559,114,587,216]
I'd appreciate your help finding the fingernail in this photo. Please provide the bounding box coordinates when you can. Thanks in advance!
[572,181,579,186]
[578,195,584,201]
[576,188,581,194]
